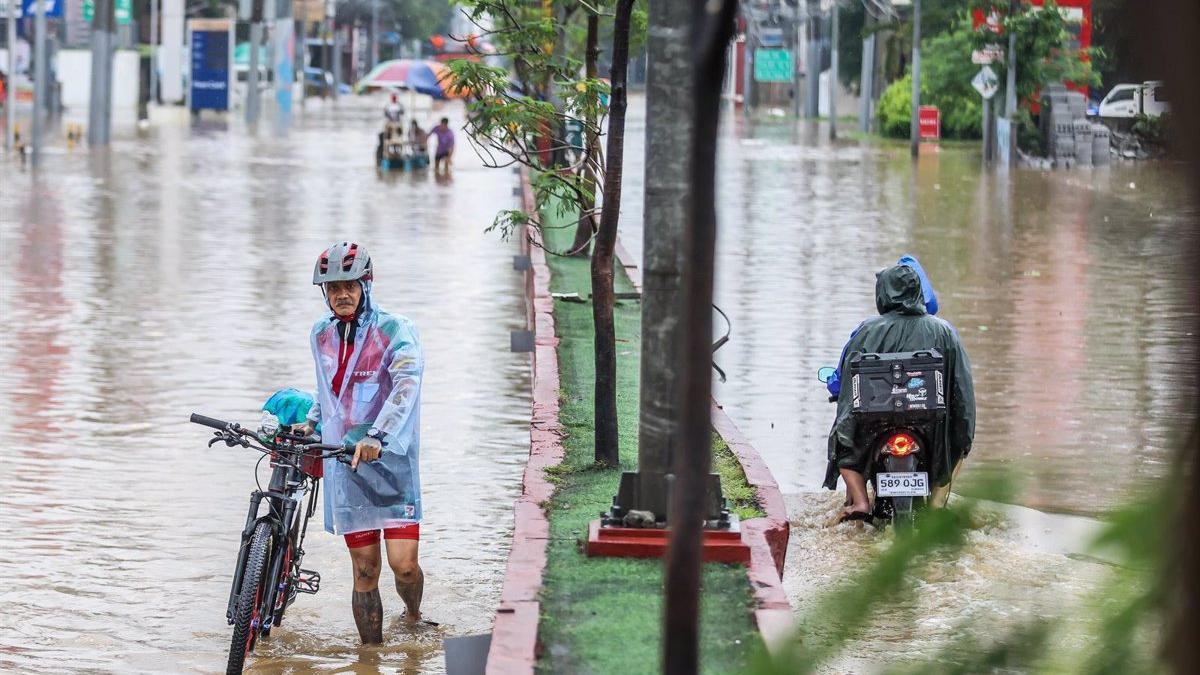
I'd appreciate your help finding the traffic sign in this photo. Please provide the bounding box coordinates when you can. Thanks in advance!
[972,65,999,100]
[20,0,63,18]
[753,49,793,84]
[972,43,1004,64]
[82,0,131,24]
[918,105,940,140]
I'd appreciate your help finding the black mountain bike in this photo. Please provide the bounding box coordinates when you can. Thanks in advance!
[190,412,353,675]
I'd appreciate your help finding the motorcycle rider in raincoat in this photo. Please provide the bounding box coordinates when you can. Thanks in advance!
[292,241,425,643]
[825,262,975,521]
[825,254,939,398]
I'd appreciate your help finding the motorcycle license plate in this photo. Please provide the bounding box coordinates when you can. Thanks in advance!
[877,472,929,497]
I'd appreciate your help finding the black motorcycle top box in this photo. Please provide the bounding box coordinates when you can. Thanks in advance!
[848,350,946,415]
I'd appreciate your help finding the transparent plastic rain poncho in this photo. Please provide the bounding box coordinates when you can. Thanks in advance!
[305,279,424,535]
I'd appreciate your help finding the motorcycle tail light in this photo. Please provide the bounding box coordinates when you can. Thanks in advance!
[884,432,918,456]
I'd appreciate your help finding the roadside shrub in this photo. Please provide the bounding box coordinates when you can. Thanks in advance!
[877,75,913,139]
[876,71,982,140]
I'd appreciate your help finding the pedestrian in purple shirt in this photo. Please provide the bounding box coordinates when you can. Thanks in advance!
[432,117,455,175]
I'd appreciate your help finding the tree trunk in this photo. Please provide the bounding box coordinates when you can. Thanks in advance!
[1140,0,1200,668]
[663,0,737,672]
[570,12,600,256]
[590,0,634,467]
[634,0,694,491]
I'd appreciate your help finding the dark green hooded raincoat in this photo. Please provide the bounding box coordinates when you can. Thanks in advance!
[823,264,976,490]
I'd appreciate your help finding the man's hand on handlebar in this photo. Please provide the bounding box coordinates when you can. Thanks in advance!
[289,421,315,437]
[352,437,383,471]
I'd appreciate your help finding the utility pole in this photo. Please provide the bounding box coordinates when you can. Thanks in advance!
[31,0,46,166]
[369,0,377,68]
[909,0,921,157]
[6,0,16,153]
[150,0,158,104]
[804,0,819,118]
[88,0,115,145]
[858,15,873,133]
[829,0,838,138]
[295,1,305,107]
[1004,0,1018,167]
[330,11,340,100]
[246,0,263,125]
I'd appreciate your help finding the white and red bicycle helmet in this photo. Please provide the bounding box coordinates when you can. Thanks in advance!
[312,241,373,285]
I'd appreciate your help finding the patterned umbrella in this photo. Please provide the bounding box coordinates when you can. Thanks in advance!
[356,59,470,99]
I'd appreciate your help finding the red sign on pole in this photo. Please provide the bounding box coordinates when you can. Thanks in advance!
[918,105,940,141]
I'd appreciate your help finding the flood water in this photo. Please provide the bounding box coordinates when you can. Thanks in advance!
[0,99,531,673]
[618,95,1196,667]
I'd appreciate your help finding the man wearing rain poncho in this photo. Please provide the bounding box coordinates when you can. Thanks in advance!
[293,241,425,644]
[824,256,976,522]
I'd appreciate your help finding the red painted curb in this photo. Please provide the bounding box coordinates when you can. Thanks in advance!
[486,169,562,675]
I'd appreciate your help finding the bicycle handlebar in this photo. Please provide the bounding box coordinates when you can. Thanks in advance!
[190,413,230,431]
[192,411,356,463]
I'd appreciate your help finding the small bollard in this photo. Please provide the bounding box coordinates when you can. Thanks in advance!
[510,330,534,353]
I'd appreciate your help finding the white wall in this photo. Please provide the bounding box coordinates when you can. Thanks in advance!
[58,49,141,119]
[818,68,860,119]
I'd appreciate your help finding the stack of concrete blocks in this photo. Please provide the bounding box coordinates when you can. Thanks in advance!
[1091,124,1111,166]
[1041,85,1103,168]
[1073,119,1093,167]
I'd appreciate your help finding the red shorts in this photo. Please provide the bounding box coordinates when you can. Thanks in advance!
[343,523,420,548]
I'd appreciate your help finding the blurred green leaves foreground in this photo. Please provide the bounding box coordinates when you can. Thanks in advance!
[752,472,1168,674]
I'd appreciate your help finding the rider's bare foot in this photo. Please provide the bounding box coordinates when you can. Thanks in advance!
[836,505,872,523]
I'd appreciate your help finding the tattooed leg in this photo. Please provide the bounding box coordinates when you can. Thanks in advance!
[385,539,424,621]
[351,589,384,643]
[348,543,384,643]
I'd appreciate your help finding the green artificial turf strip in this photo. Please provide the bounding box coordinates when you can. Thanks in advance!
[534,195,764,674]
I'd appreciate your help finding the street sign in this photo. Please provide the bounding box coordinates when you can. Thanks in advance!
[82,0,131,24]
[918,105,940,140]
[20,0,62,18]
[758,27,784,48]
[188,18,233,112]
[753,49,792,84]
[115,0,131,24]
[972,65,999,100]
[972,43,1004,64]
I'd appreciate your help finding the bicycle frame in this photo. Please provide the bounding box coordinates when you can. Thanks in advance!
[225,452,319,626]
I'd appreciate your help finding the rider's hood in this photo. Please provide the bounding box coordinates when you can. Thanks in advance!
[875,264,927,316]
[897,253,939,315]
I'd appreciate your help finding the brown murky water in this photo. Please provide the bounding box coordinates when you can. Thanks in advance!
[0,99,531,673]
[618,95,1195,666]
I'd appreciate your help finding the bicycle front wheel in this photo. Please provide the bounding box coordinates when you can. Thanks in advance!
[227,521,273,675]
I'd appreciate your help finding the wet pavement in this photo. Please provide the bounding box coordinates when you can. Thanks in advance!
[0,98,531,673]
[617,94,1195,666]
